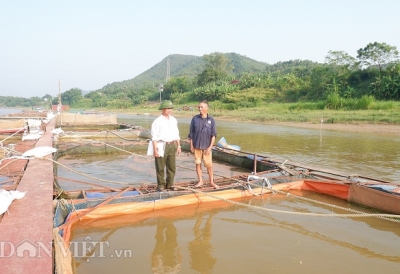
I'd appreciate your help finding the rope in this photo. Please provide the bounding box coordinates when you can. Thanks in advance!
[16,133,398,224]
[60,130,150,159]
[175,185,400,223]
[57,198,79,221]
[55,176,113,191]
[53,187,64,200]
[57,131,239,184]
[106,129,148,142]
[0,142,21,158]
[57,131,237,180]
[0,128,25,143]
[101,142,149,159]
[0,157,22,171]
[44,157,132,186]
[46,149,400,224]
[57,197,70,210]
[245,179,400,223]
[57,187,133,230]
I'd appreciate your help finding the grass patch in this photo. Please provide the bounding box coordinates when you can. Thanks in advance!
[92,100,400,125]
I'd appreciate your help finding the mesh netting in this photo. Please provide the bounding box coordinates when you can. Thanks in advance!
[53,190,194,230]
[53,173,298,228]
[58,113,117,125]
[0,119,25,130]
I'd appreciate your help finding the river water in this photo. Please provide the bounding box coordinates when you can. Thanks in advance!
[61,113,400,274]
[0,108,23,116]
[117,113,400,182]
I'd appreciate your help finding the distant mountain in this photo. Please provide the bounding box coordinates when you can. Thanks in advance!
[95,52,267,93]
[226,52,267,74]
[126,54,205,87]
[81,89,91,96]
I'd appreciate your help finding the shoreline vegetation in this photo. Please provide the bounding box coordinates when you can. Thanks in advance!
[9,104,399,136]
[101,104,400,136]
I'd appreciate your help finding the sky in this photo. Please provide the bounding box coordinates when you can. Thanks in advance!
[1,0,399,98]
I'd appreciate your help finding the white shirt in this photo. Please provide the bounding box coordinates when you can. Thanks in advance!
[150,114,180,142]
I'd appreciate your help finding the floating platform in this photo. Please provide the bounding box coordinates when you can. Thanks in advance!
[0,119,55,273]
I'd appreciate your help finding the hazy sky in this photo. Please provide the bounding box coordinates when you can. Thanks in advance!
[1,0,399,98]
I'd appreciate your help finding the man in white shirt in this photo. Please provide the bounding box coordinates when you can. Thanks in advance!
[150,100,181,191]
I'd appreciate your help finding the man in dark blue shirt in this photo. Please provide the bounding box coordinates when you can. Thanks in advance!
[188,100,219,189]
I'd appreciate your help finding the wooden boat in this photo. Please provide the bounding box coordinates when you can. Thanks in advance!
[180,139,276,172]
[0,119,26,135]
[0,128,24,134]
[81,110,98,115]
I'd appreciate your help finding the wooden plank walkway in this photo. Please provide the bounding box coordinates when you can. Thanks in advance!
[0,118,55,273]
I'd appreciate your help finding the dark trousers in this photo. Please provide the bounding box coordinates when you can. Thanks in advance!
[155,143,176,188]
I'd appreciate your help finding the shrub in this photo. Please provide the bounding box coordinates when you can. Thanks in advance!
[326,92,343,109]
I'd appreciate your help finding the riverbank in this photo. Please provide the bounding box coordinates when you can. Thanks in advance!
[266,121,400,136]
[213,117,400,136]
[109,107,400,136]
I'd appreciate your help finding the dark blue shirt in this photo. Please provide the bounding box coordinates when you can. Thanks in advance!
[188,114,217,150]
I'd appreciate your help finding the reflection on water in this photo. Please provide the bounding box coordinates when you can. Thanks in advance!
[188,211,216,273]
[0,108,22,116]
[151,220,182,273]
[71,194,400,273]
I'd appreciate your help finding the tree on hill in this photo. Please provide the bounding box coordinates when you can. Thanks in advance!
[325,50,358,75]
[225,52,266,74]
[196,52,234,86]
[60,88,83,106]
[162,76,193,102]
[357,42,399,74]
[4,43,400,108]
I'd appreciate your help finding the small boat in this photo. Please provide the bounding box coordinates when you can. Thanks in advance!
[0,117,26,135]
[217,137,241,151]
[0,119,26,135]
[0,128,24,134]
[81,110,98,115]
[180,139,274,172]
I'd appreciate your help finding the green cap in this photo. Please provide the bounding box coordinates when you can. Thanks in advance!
[158,100,174,110]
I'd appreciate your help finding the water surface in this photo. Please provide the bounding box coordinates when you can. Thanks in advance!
[71,193,400,274]
[0,108,22,116]
[118,114,400,182]
[61,113,400,273]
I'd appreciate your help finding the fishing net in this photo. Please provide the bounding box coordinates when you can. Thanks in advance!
[57,113,117,126]
[0,119,25,131]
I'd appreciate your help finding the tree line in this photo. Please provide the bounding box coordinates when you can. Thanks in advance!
[1,42,398,110]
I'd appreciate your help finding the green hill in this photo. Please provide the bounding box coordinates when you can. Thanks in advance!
[93,52,267,95]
